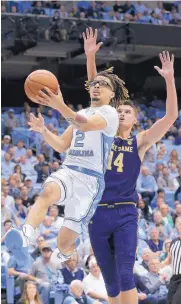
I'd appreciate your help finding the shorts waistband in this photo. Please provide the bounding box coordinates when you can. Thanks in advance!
[63,165,104,179]
[98,202,136,208]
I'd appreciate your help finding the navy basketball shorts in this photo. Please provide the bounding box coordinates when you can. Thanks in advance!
[88,204,138,297]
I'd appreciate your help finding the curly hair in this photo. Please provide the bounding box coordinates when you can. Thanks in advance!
[85,67,129,108]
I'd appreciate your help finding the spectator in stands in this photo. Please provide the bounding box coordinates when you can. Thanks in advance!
[4,109,19,135]
[69,6,79,18]
[45,10,67,41]
[154,163,164,181]
[2,184,15,209]
[151,188,165,209]
[168,149,180,166]
[87,1,100,19]
[31,235,45,260]
[169,163,178,179]
[19,155,37,177]
[8,146,16,163]
[83,256,108,303]
[1,200,19,235]
[134,272,157,304]
[20,186,32,208]
[14,140,27,160]
[32,1,45,15]
[63,280,97,304]
[59,5,68,18]
[137,166,158,204]
[141,258,168,304]
[18,281,42,304]
[8,176,20,197]
[1,5,6,12]
[11,5,17,13]
[152,211,172,241]
[2,135,12,152]
[159,204,174,228]
[1,219,14,245]
[98,23,118,53]
[147,227,163,254]
[2,152,15,178]
[39,216,58,245]
[173,203,181,222]
[160,239,171,262]
[44,109,58,128]
[37,162,50,183]
[26,149,38,166]
[34,154,46,180]
[8,255,36,294]
[49,205,63,230]
[14,164,26,182]
[157,166,175,190]
[24,177,37,199]
[137,195,153,222]
[61,251,85,284]
[12,196,27,222]
[140,248,153,272]
[30,243,58,304]
[175,127,181,145]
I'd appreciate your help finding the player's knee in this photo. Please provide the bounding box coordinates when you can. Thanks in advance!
[119,262,135,291]
[41,182,61,205]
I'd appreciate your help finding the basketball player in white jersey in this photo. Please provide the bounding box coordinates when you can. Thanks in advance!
[5,48,129,265]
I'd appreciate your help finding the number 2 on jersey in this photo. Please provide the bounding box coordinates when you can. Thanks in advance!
[74,130,85,147]
[107,151,124,172]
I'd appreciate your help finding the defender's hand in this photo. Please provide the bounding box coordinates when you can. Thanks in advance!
[83,27,103,57]
[154,51,174,81]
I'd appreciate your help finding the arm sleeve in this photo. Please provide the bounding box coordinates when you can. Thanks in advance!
[96,105,119,136]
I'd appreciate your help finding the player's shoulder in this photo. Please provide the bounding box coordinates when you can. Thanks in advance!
[98,104,117,114]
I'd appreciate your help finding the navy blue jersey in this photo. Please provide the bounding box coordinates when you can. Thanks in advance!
[100,135,141,204]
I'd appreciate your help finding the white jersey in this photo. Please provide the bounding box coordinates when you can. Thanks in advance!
[64,105,119,176]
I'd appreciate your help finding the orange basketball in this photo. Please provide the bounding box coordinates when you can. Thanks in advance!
[24,70,59,103]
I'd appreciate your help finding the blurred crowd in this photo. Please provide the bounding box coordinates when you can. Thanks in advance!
[1,95,181,304]
[1,1,181,25]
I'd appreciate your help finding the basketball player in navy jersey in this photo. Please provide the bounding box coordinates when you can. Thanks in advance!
[83,28,178,304]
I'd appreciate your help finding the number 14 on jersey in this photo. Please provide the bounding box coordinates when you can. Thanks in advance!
[107,151,124,172]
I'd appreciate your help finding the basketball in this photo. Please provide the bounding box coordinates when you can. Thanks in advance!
[24,70,59,103]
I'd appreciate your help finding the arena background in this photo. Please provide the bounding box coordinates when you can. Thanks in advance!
[1,1,181,304]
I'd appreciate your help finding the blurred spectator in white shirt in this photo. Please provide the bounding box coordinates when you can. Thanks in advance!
[2,184,15,209]
[83,256,108,303]
[14,140,27,160]
[2,135,12,152]
[2,152,15,178]
[157,167,175,190]
[26,149,38,166]
[49,205,63,230]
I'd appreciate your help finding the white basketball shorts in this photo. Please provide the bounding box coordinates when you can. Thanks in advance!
[43,166,105,234]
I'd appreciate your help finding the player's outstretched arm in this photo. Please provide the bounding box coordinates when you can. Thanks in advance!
[28,113,73,152]
[83,27,103,81]
[138,51,178,149]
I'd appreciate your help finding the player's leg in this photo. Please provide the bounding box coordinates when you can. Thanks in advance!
[88,208,120,301]
[5,181,61,263]
[114,205,138,304]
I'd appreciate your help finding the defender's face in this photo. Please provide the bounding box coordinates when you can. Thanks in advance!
[117,105,136,128]
[89,76,114,105]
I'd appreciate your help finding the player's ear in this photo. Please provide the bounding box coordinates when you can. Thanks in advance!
[111,92,115,99]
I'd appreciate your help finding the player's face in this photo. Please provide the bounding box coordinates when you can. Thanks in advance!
[89,76,114,106]
[117,105,136,129]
